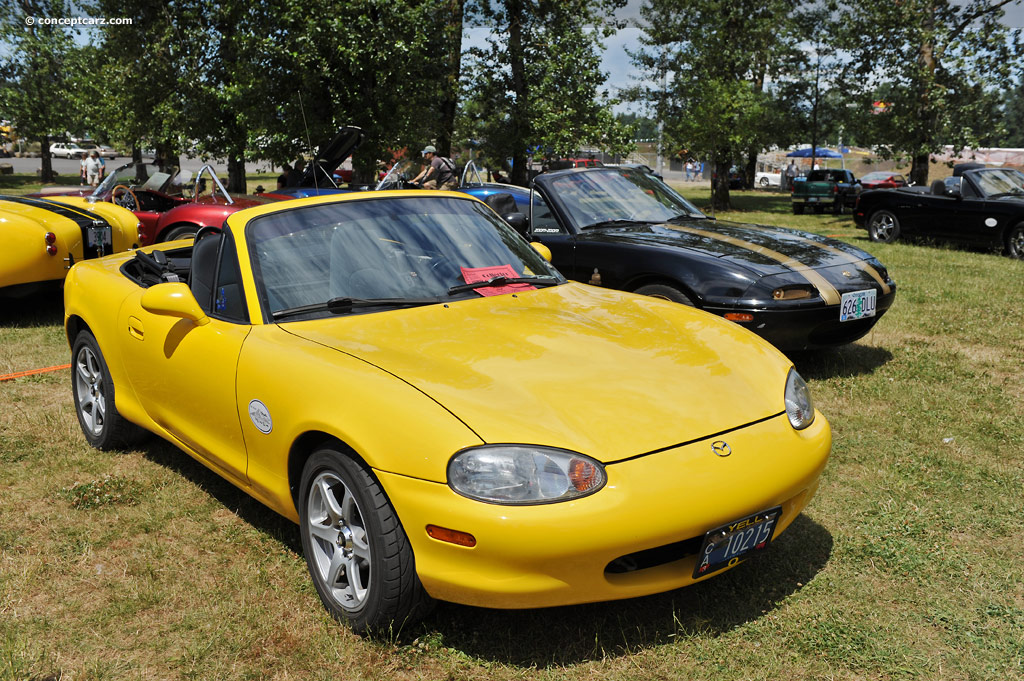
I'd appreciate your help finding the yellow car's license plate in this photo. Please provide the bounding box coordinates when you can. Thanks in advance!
[693,507,781,578]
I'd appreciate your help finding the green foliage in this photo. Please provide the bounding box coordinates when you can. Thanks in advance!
[461,0,631,184]
[833,0,1024,184]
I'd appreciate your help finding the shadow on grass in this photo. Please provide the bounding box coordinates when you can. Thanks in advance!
[788,343,894,381]
[140,437,302,553]
[0,289,65,327]
[426,514,832,666]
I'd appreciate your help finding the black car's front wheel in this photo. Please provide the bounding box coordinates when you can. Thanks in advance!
[1006,223,1024,260]
[868,210,901,243]
[634,283,695,306]
[299,448,434,635]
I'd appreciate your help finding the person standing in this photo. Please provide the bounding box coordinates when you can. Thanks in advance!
[410,145,457,190]
[785,161,798,190]
[79,152,88,186]
[85,151,103,187]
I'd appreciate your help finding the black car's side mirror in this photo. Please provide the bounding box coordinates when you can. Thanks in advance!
[503,212,530,238]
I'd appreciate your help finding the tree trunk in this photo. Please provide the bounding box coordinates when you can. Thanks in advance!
[227,156,246,194]
[437,0,464,158]
[909,152,930,186]
[40,134,55,183]
[712,154,732,212]
[744,149,757,190]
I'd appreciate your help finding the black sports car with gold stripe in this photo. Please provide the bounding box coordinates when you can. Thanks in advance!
[466,167,896,351]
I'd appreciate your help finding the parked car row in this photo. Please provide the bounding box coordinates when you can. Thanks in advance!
[48,142,119,159]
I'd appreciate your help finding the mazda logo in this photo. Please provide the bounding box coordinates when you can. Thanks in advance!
[711,440,731,457]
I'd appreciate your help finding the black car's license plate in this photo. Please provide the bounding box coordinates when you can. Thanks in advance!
[693,507,781,578]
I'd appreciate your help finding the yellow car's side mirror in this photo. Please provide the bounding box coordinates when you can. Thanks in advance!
[140,282,210,326]
[531,242,552,262]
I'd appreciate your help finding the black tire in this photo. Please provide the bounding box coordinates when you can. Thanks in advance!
[299,448,434,635]
[1006,223,1024,260]
[162,224,199,242]
[71,330,147,450]
[758,177,769,188]
[793,204,804,215]
[868,210,901,243]
[634,283,695,306]
[833,199,845,215]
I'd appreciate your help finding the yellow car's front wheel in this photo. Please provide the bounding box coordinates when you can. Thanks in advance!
[298,448,434,635]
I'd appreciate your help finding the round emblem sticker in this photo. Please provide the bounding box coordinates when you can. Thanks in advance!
[248,399,273,434]
[985,218,998,227]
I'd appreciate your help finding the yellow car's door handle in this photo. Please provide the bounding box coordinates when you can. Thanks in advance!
[128,316,144,340]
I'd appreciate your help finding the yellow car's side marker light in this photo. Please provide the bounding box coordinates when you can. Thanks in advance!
[426,525,477,547]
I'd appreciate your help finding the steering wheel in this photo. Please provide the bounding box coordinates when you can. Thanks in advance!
[111,184,139,211]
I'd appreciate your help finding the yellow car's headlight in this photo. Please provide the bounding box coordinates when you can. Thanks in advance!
[448,445,606,505]
[785,369,815,430]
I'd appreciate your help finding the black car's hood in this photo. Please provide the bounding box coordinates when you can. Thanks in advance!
[300,126,364,186]
[584,217,878,277]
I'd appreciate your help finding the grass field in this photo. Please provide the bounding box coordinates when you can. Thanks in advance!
[1,181,1022,680]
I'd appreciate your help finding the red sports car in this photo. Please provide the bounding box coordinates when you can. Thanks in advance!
[31,127,364,244]
[859,171,908,190]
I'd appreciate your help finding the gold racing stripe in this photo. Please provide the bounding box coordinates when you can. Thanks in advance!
[663,224,842,305]
[787,237,891,295]
[709,221,892,296]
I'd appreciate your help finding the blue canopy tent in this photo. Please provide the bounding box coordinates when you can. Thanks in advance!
[787,147,847,169]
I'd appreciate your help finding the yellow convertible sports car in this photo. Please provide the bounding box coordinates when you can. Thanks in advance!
[1,195,141,296]
[64,191,831,634]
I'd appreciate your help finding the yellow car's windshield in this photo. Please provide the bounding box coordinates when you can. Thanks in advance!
[247,195,564,321]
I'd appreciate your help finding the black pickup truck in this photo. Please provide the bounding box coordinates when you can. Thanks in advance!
[791,169,860,215]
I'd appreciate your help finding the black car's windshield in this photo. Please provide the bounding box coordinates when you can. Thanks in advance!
[544,168,705,230]
[247,196,565,321]
[972,168,1024,198]
[94,162,191,198]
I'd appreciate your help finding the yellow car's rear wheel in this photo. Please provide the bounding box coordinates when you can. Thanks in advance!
[298,448,433,635]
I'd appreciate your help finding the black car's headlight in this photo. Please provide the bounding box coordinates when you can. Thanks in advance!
[785,369,815,430]
[448,445,606,505]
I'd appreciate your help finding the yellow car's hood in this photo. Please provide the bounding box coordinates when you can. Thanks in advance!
[282,283,792,463]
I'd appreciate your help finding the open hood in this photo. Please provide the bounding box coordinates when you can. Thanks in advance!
[300,126,365,187]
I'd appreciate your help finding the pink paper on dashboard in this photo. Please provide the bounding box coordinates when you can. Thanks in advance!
[459,265,536,297]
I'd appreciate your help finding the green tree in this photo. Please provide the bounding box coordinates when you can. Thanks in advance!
[462,0,631,185]
[630,0,807,210]
[835,0,1024,185]
[0,0,81,182]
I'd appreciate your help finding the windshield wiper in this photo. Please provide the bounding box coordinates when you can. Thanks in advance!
[447,276,560,295]
[272,296,442,320]
[667,212,707,222]
[580,218,647,230]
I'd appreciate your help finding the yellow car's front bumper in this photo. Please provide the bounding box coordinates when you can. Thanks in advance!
[378,412,831,609]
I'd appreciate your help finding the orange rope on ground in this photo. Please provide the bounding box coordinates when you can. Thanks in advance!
[0,363,72,382]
